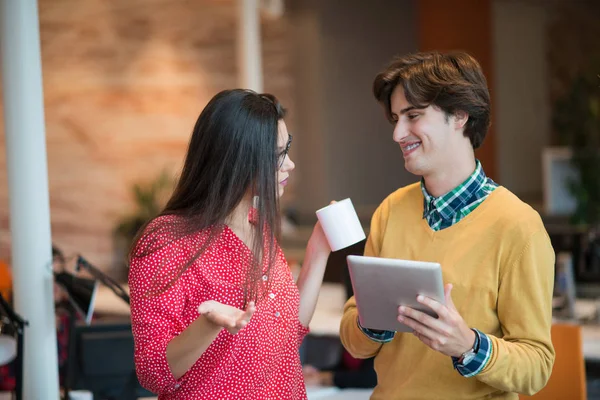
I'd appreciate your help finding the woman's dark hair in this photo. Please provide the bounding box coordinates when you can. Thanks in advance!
[130,89,287,304]
[373,51,491,149]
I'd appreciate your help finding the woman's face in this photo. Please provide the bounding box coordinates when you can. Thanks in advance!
[276,120,295,198]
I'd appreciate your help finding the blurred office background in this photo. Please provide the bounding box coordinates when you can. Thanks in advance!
[0,0,599,399]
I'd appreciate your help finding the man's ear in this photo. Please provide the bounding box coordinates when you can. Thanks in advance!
[454,110,469,130]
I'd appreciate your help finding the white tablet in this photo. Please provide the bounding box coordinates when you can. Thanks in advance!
[346,255,445,332]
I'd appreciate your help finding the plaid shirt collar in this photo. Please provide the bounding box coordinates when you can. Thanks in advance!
[421,160,487,221]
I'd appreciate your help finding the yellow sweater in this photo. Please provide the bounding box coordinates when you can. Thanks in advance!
[340,183,555,400]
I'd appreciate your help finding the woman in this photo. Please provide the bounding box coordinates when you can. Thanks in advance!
[129,89,331,399]
[302,242,377,390]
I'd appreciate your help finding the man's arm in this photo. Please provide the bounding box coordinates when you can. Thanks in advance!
[339,199,394,357]
[475,229,556,395]
[339,296,385,358]
[396,228,555,395]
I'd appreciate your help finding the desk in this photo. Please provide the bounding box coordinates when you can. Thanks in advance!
[574,299,600,361]
[93,285,130,317]
[581,325,600,361]
[308,289,600,363]
[138,388,374,400]
[92,281,348,335]
[307,386,372,400]
[95,282,600,361]
[554,299,600,361]
[308,283,346,336]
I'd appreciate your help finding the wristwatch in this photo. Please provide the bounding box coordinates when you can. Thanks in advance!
[458,329,480,366]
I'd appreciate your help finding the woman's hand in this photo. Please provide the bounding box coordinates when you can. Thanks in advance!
[166,300,255,379]
[308,200,337,256]
[198,300,256,335]
[307,221,331,256]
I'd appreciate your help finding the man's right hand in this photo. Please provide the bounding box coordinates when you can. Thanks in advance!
[197,300,256,335]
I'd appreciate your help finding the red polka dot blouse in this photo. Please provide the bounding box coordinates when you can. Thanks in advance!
[129,216,309,399]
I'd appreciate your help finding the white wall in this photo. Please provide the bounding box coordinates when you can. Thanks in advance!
[290,0,418,218]
[493,0,551,201]
[290,0,555,217]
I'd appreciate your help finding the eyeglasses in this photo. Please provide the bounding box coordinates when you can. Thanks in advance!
[277,133,293,170]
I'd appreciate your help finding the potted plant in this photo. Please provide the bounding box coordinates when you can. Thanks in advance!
[111,170,175,281]
[552,65,600,284]
[553,70,600,227]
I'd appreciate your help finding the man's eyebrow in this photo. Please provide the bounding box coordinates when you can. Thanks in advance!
[400,106,426,114]
[391,106,424,117]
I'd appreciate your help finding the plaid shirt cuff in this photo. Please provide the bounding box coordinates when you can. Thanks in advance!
[452,329,492,377]
[357,317,395,343]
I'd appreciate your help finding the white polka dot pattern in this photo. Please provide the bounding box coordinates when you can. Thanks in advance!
[129,215,309,399]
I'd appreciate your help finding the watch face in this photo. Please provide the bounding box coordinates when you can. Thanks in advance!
[462,352,476,365]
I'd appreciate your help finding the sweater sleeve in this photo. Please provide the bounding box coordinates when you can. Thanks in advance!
[339,199,390,358]
[476,229,556,395]
[128,228,191,395]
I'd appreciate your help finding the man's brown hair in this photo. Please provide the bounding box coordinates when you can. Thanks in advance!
[373,51,491,149]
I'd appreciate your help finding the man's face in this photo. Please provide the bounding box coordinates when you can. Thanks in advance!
[389,85,460,178]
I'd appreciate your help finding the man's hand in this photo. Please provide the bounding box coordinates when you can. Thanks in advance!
[397,283,475,358]
[198,300,256,335]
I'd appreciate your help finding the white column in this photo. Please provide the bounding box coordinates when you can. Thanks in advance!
[237,0,263,92]
[0,1,60,398]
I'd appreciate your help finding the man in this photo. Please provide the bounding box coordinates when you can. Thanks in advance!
[339,51,555,399]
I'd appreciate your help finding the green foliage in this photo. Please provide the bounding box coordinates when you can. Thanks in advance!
[554,68,600,226]
[114,169,175,239]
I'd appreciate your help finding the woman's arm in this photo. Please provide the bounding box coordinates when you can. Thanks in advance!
[130,220,255,394]
[166,315,222,379]
[296,222,331,327]
[166,301,256,379]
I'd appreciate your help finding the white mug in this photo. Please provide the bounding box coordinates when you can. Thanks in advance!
[316,198,366,252]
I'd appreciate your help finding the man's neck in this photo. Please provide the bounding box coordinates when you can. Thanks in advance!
[423,157,477,198]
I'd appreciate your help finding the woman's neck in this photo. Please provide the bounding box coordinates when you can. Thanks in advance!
[226,193,254,237]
